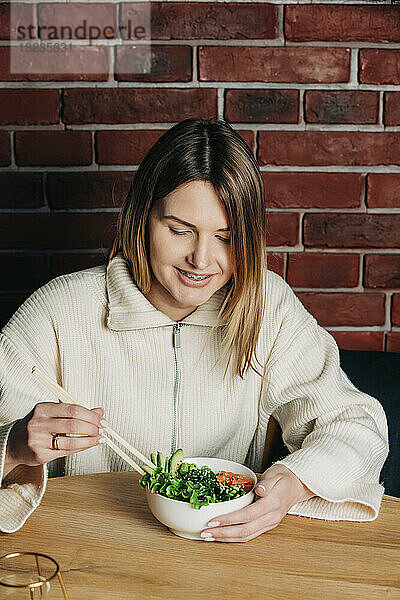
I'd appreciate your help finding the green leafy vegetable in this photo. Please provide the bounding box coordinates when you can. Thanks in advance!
[140,449,247,510]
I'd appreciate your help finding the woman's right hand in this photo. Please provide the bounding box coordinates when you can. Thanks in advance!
[4,402,106,476]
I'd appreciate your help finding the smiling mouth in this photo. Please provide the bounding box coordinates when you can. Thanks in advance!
[176,268,213,281]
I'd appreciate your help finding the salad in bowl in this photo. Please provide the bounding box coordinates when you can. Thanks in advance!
[140,449,256,540]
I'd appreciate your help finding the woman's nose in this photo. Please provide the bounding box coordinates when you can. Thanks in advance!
[187,237,212,270]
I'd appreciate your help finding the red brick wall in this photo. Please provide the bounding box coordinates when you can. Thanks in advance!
[1,2,399,351]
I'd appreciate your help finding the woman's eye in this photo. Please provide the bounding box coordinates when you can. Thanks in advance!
[218,236,231,244]
[169,227,188,236]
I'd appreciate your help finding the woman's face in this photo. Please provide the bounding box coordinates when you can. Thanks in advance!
[144,180,233,321]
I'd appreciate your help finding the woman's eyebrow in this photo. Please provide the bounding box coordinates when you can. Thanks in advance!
[163,214,230,232]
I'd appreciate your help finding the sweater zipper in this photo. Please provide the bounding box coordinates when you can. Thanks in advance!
[171,322,183,454]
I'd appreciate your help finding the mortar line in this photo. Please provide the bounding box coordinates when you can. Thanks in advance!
[350,48,359,86]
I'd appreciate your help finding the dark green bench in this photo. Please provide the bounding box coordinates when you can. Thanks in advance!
[264,350,400,498]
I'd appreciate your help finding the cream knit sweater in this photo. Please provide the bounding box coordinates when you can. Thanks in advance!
[0,255,389,533]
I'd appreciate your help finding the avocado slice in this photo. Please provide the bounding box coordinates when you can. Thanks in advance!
[169,448,184,476]
[150,452,157,466]
[164,456,170,473]
[142,464,154,475]
[157,451,166,469]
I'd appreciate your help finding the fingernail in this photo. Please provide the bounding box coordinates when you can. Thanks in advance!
[200,532,213,538]
[207,521,220,527]
[203,537,215,542]
[256,484,265,492]
[100,419,108,427]
[98,437,107,444]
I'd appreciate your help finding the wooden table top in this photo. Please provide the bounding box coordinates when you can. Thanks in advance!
[1,471,399,599]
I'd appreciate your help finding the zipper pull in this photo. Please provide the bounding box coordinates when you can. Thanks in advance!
[173,323,182,348]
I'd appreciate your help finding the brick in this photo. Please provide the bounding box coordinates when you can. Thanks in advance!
[330,331,384,352]
[384,92,400,126]
[0,132,10,165]
[287,253,359,288]
[121,2,277,40]
[0,253,48,291]
[263,173,362,209]
[50,252,106,278]
[0,89,59,125]
[38,3,117,40]
[392,294,400,327]
[238,130,254,152]
[225,89,298,124]
[0,46,109,82]
[295,292,385,327]
[97,128,253,166]
[1,2,34,40]
[266,253,286,279]
[115,3,148,41]
[0,173,44,208]
[15,131,92,166]
[199,47,350,83]
[367,174,400,209]
[387,333,400,353]
[116,45,191,82]
[305,91,378,125]
[47,171,132,209]
[265,213,299,247]
[258,132,400,167]
[0,3,9,39]
[364,255,400,289]
[63,88,217,124]
[0,294,30,329]
[97,130,163,165]
[304,214,400,249]
[0,213,117,249]
[286,5,400,43]
[360,50,400,85]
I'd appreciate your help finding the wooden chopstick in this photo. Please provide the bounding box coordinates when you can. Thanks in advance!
[31,367,155,475]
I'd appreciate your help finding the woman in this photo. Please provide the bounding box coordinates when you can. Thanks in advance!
[0,119,389,541]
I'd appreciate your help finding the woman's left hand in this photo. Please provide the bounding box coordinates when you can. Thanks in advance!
[200,464,316,543]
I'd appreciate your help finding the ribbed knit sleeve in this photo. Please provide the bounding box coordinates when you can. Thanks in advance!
[0,281,62,533]
[263,279,389,522]
[0,420,48,533]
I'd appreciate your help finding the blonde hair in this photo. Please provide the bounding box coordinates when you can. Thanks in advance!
[109,119,266,379]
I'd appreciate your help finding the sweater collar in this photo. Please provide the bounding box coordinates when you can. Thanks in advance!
[106,254,229,330]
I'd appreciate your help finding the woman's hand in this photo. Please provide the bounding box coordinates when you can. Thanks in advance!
[200,464,316,543]
[4,402,106,476]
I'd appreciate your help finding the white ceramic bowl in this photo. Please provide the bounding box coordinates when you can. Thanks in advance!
[145,457,256,540]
